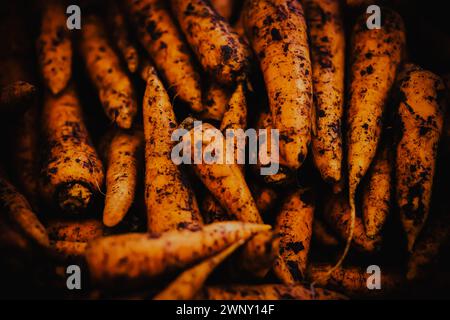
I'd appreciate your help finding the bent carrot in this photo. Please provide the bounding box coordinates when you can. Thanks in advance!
[46,219,104,242]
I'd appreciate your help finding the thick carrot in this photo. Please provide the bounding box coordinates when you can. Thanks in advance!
[50,240,87,261]
[305,0,345,184]
[308,264,403,297]
[341,8,405,277]
[396,64,446,251]
[40,87,104,214]
[154,240,244,300]
[274,188,314,284]
[0,173,49,248]
[46,219,104,242]
[200,284,347,300]
[244,0,313,171]
[125,0,203,112]
[142,64,203,233]
[107,2,139,74]
[362,141,392,239]
[323,193,381,252]
[171,0,251,84]
[103,129,143,227]
[36,0,72,94]
[85,221,271,286]
[210,0,235,21]
[79,15,137,129]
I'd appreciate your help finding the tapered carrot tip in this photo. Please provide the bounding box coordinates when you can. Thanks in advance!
[58,183,92,214]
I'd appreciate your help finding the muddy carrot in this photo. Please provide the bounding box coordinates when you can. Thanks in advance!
[37,0,72,94]
[79,15,137,129]
[46,219,104,242]
[40,86,104,214]
[142,64,203,233]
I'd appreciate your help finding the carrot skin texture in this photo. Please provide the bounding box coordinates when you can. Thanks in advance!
[273,188,314,284]
[200,81,231,122]
[103,129,143,227]
[46,219,104,242]
[244,0,313,170]
[347,8,405,200]
[154,240,244,300]
[107,2,139,74]
[210,0,235,21]
[308,265,403,297]
[125,0,203,112]
[37,0,72,95]
[40,87,104,214]
[395,64,446,251]
[362,143,392,239]
[0,174,49,248]
[171,0,251,85]
[79,16,137,129]
[85,221,271,286]
[305,0,345,184]
[143,65,203,233]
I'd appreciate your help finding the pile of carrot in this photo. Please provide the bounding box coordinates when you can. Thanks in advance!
[0,0,449,300]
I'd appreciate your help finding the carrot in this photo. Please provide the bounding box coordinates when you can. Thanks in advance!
[107,2,139,73]
[0,173,49,248]
[305,0,345,184]
[313,218,339,247]
[154,240,244,300]
[85,221,271,286]
[36,0,72,95]
[142,64,203,233]
[308,264,403,297]
[323,193,381,252]
[339,8,405,277]
[0,81,36,113]
[362,141,392,239]
[125,0,203,112]
[210,0,235,21]
[40,86,104,214]
[50,240,87,261]
[102,129,143,227]
[244,0,313,171]
[200,81,231,122]
[200,284,347,300]
[181,117,261,224]
[171,0,251,84]
[274,188,314,284]
[396,64,446,251]
[253,110,293,185]
[46,219,104,242]
[79,15,137,129]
